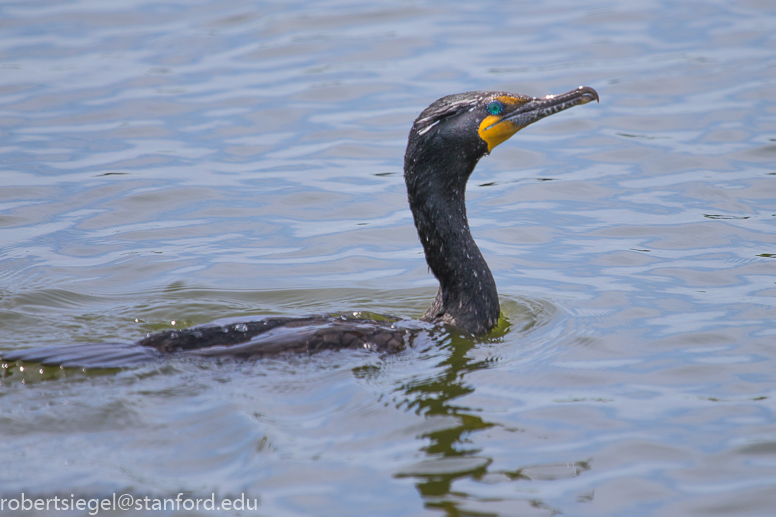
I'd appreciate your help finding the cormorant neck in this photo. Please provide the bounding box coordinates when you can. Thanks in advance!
[404,141,500,334]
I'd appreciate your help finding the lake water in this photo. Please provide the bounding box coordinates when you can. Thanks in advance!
[1,0,775,515]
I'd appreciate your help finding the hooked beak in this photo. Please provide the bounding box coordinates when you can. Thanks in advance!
[479,86,599,152]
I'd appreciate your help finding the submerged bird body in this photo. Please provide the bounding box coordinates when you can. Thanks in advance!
[1,87,598,368]
[7,315,424,369]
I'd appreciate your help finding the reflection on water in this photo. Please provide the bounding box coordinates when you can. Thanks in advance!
[2,0,776,515]
[388,301,579,514]
[395,331,508,509]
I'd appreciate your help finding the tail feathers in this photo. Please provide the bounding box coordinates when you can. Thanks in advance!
[1,343,162,369]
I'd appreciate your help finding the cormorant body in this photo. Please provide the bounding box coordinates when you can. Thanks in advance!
[1,87,598,368]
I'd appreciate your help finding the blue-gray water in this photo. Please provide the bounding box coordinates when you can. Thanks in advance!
[1,0,775,515]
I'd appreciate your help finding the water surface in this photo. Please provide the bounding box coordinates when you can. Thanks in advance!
[1,0,775,515]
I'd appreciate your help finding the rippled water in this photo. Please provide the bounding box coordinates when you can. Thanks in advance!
[2,0,775,515]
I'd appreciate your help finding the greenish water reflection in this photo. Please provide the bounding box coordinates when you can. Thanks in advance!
[394,328,503,511]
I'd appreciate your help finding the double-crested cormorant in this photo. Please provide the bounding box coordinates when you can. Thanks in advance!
[1,87,598,368]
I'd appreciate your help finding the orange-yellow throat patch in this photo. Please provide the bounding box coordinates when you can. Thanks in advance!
[478,115,521,152]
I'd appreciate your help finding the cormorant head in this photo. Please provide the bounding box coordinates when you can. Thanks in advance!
[406,86,599,179]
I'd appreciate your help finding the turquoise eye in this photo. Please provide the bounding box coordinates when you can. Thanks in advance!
[486,101,503,115]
